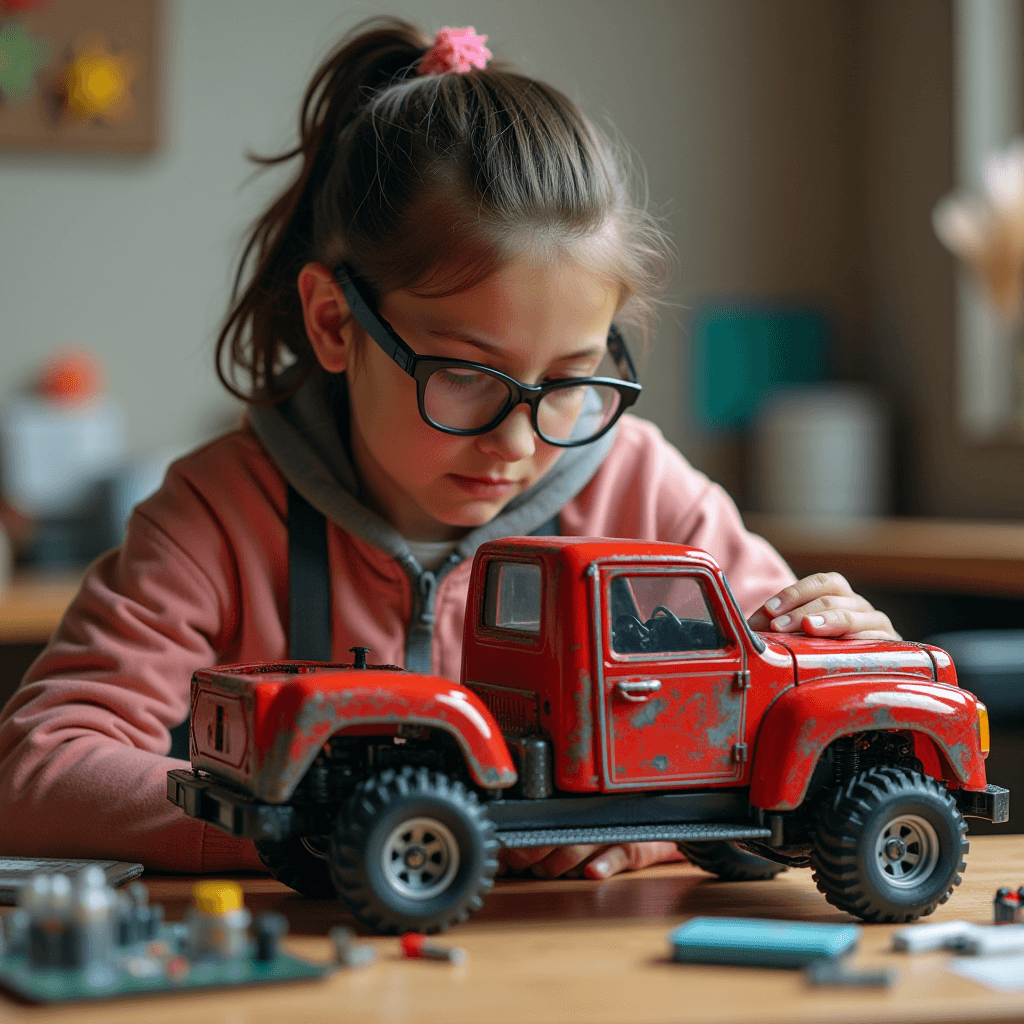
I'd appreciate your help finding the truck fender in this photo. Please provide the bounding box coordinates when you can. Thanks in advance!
[749,678,987,810]
[250,673,517,803]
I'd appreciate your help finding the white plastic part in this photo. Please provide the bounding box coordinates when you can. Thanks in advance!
[891,920,981,952]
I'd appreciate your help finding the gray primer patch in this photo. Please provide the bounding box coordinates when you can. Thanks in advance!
[564,671,593,767]
[650,754,669,772]
[630,697,667,730]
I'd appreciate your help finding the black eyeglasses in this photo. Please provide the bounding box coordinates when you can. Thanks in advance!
[333,263,641,447]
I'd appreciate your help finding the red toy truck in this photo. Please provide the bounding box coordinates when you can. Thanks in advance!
[168,537,1008,933]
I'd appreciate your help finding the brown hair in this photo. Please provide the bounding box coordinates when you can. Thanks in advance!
[216,16,674,404]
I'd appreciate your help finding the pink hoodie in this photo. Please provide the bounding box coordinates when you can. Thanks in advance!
[0,413,793,872]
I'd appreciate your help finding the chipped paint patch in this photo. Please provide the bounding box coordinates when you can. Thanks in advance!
[630,696,667,730]
[564,670,593,769]
[704,676,741,750]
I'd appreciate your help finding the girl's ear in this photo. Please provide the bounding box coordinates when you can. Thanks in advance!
[298,262,356,373]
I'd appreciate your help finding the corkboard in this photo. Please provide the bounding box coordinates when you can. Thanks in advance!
[0,0,162,154]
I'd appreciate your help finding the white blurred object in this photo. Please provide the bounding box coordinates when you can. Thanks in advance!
[934,137,1024,321]
[109,447,188,538]
[750,385,889,518]
[0,395,126,517]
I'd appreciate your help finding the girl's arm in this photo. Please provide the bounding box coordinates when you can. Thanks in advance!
[0,480,264,873]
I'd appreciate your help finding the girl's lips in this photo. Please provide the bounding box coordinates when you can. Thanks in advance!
[448,474,519,498]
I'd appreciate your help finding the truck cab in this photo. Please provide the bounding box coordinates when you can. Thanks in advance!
[462,537,791,793]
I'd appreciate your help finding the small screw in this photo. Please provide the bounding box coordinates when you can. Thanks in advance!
[400,932,466,965]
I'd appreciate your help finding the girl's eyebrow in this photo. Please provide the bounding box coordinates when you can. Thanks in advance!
[426,328,606,363]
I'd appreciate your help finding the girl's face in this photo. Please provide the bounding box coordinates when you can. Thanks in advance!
[303,258,619,542]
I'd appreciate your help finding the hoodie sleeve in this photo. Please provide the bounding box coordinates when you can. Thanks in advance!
[0,466,265,873]
[560,416,796,616]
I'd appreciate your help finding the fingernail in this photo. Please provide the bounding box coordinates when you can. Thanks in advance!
[589,860,611,879]
[808,615,825,626]
[765,597,782,613]
[772,614,791,628]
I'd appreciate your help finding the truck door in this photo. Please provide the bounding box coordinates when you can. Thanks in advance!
[597,566,747,788]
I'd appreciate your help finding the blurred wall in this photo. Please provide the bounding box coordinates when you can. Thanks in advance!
[855,0,1024,517]
[0,0,857,470]
[0,1,1012,518]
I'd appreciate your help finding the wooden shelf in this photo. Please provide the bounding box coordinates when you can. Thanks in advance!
[743,514,1024,598]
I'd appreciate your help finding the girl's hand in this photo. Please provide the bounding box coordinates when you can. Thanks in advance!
[747,572,900,641]
[500,842,685,880]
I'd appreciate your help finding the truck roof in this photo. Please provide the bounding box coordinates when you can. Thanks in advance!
[476,536,724,576]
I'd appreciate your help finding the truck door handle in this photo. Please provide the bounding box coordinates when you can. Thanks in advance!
[616,679,662,701]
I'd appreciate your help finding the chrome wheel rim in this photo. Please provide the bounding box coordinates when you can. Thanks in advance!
[381,817,459,900]
[874,813,940,888]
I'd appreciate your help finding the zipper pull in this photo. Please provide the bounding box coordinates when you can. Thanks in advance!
[418,571,438,624]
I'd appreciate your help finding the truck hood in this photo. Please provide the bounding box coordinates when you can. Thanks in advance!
[766,634,936,684]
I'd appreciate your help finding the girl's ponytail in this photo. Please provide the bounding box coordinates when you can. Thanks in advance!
[216,18,430,403]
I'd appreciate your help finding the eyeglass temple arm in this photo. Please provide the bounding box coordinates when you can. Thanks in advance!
[333,264,417,375]
[607,324,638,384]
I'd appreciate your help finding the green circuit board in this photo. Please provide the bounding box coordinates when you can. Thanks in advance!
[0,925,335,1004]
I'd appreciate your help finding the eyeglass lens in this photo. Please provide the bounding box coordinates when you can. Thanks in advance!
[423,368,623,442]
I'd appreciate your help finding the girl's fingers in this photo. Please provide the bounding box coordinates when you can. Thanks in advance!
[750,572,856,630]
[583,842,685,879]
[530,844,603,878]
[800,607,900,640]
[503,846,556,872]
[766,595,869,632]
[749,573,900,640]
[507,842,688,880]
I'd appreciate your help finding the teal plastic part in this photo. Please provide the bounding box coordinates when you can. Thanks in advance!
[668,917,860,968]
[691,306,828,430]
[0,926,335,1004]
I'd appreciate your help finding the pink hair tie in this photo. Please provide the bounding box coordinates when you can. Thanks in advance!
[418,26,491,77]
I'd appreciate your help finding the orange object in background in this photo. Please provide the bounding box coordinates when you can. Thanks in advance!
[36,348,103,406]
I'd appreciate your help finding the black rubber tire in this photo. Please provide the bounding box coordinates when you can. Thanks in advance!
[253,836,337,898]
[330,766,499,934]
[810,766,969,923]
[677,840,787,881]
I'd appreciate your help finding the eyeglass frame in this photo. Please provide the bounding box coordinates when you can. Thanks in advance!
[332,262,642,448]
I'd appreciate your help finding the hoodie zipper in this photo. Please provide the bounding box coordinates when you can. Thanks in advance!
[404,552,464,673]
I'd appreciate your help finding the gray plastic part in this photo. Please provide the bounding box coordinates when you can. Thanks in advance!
[497,822,771,848]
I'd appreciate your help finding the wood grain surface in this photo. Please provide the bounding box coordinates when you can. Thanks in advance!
[2,833,1024,1024]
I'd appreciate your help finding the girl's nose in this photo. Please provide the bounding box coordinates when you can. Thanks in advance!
[475,404,536,462]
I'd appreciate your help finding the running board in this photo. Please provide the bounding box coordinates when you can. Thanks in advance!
[496,823,771,849]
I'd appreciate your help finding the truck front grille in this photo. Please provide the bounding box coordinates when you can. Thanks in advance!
[465,681,539,736]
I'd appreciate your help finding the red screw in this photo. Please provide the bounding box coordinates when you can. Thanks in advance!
[400,932,467,965]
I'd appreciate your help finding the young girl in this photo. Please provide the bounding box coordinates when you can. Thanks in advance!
[0,18,897,883]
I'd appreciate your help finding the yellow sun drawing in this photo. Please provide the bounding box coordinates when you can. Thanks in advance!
[56,33,140,123]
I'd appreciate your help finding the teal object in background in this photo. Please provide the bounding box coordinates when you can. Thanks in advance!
[691,305,829,429]
[668,917,860,968]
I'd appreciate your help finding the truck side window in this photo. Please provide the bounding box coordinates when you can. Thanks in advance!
[484,562,542,634]
[609,574,725,655]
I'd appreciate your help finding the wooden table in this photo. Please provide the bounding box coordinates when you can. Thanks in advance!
[3,834,1024,1023]
[744,514,1024,598]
